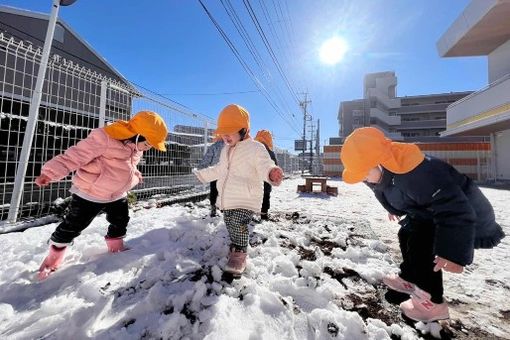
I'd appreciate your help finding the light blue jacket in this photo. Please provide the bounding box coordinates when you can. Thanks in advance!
[198,140,225,169]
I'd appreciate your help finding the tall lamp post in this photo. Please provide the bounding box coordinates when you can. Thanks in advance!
[8,0,78,223]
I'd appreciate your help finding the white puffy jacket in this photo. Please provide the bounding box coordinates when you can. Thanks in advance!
[194,138,280,212]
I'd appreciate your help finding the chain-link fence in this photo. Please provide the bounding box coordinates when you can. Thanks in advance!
[0,33,216,224]
[0,33,302,227]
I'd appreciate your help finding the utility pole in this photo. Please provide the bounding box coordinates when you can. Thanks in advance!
[309,121,315,173]
[299,93,311,175]
[316,119,321,175]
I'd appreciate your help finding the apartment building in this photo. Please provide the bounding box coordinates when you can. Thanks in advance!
[339,71,473,141]
[437,0,510,180]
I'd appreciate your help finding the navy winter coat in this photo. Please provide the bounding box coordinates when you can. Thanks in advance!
[369,156,505,266]
[263,144,278,194]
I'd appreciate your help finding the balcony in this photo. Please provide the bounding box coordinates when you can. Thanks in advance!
[399,119,446,130]
[370,107,401,125]
[366,88,401,108]
[442,73,510,136]
[398,103,449,114]
[373,126,402,140]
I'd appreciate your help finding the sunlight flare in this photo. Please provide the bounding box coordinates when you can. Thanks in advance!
[319,36,349,65]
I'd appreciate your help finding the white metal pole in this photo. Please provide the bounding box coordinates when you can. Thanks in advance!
[203,121,209,156]
[99,80,107,127]
[8,0,61,222]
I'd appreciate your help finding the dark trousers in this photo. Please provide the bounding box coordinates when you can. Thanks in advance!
[261,182,271,214]
[51,194,130,244]
[210,181,218,207]
[398,217,444,303]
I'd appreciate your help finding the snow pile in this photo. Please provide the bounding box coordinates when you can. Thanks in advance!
[0,178,508,339]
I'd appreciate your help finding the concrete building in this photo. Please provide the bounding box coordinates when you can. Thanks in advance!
[0,6,128,82]
[437,0,510,181]
[324,71,491,180]
[339,71,473,141]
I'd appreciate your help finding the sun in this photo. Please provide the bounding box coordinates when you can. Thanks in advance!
[319,37,349,65]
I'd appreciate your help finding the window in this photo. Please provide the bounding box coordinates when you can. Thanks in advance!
[53,23,65,43]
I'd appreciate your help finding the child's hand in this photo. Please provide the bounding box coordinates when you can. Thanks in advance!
[269,167,284,185]
[388,213,400,222]
[433,256,464,273]
[35,174,51,187]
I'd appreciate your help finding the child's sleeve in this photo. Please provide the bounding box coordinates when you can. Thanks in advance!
[406,176,476,266]
[254,143,280,185]
[41,129,107,181]
[193,147,226,183]
[197,145,214,170]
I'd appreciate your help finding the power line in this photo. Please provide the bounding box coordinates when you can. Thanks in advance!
[0,21,213,121]
[220,0,298,125]
[242,0,301,105]
[220,0,269,82]
[197,0,301,136]
[256,0,291,67]
[159,90,260,96]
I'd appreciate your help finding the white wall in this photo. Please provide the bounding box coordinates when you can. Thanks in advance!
[495,129,510,180]
[489,39,510,83]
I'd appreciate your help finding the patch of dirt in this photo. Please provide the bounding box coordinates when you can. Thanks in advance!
[310,237,346,254]
[500,310,510,320]
[485,279,510,291]
[297,246,317,261]
[343,292,398,326]
[324,266,363,282]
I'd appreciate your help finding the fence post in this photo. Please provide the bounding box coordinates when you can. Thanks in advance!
[8,0,62,223]
[99,80,107,127]
[203,121,209,156]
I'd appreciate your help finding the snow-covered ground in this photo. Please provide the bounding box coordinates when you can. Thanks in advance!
[0,178,508,339]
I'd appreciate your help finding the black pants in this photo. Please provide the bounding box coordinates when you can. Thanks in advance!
[210,181,218,207]
[398,217,444,303]
[51,194,130,244]
[261,182,271,214]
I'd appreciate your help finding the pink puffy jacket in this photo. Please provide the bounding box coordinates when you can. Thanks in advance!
[41,128,143,201]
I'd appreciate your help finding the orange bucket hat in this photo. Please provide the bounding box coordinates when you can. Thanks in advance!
[255,130,273,150]
[340,127,424,184]
[103,111,168,151]
[215,104,250,135]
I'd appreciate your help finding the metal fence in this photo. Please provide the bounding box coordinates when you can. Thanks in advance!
[0,33,302,225]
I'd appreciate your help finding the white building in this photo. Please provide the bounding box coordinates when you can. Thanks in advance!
[437,0,510,181]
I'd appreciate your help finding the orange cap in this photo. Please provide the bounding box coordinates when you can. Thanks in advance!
[215,104,250,135]
[340,127,424,184]
[255,129,273,150]
[103,111,168,151]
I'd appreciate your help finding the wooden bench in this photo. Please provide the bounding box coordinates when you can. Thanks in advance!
[297,177,338,196]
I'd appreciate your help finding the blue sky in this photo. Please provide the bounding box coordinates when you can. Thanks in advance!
[3,0,485,151]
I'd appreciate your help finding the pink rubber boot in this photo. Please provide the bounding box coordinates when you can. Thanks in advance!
[383,273,416,294]
[38,245,67,280]
[224,249,247,275]
[105,236,125,252]
[400,288,450,322]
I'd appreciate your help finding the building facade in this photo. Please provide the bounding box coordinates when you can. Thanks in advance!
[339,71,473,141]
[437,0,510,181]
[323,71,491,180]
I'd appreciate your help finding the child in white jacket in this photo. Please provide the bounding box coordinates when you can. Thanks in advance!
[194,104,283,276]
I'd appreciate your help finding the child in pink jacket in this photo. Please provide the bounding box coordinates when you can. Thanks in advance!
[194,104,284,276]
[35,111,168,280]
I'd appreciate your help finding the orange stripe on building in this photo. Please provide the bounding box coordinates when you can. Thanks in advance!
[416,143,490,151]
[323,158,343,165]
[324,145,342,152]
[440,158,482,166]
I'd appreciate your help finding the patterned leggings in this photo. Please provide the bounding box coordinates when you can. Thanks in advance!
[223,209,253,250]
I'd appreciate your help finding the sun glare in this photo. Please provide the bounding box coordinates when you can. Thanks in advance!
[319,37,349,65]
